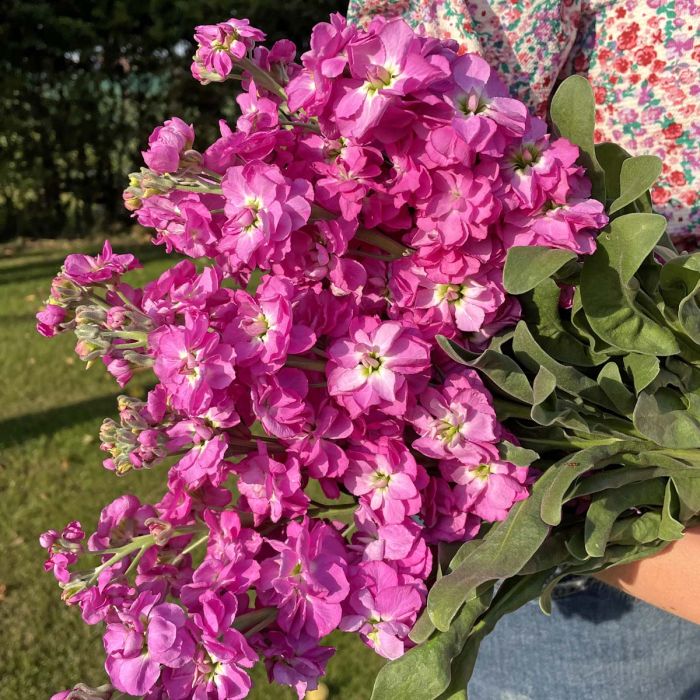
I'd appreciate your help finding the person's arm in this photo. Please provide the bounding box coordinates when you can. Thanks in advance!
[594,526,700,624]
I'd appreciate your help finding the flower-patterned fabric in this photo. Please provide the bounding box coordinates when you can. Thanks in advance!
[347,0,700,242]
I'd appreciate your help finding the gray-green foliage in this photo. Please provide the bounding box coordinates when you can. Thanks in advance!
[371,76,700,700]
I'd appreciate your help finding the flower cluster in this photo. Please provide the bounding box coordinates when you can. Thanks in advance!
[39,14,606,699]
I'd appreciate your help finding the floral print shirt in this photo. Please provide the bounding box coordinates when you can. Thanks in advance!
[347,0,700,242]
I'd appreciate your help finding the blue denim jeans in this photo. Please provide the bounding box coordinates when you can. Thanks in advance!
[470,578,700,699]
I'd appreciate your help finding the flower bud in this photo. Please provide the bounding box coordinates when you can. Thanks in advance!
[145,517,175,546]
[67,683,114,700]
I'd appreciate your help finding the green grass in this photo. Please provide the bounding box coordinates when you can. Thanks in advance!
[0,238,382,699]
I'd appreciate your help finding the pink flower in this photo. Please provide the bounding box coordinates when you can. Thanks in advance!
[409,370,501,461]
[341,561,423,659]
[62,241,140,286]
[236,81,280,134]
[443,457,530,522]
[104,589,194,696]
[40,521,85,584]
[258,631,334,700]
[220,160,313,270]
[192,19,266,83]
[327,317,430,418]
[88,494,155,550]
[251,368,309,439]
[390,261,507,337]
[225,275,299,372]
[336,18,443,139]
[150,313,236,415]
[352,506,432,579]
[142,117,195,174]
[36,303,67,337]
[500,176,607,255]
[448,54,528,155]
[501,117,581,210]
[420,477,481,544]
[236,445,309,524]
[344,438,424,524]
[259,518,350,639]
[136,192,222,259]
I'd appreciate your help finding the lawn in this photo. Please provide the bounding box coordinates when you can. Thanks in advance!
[0,236,383,699]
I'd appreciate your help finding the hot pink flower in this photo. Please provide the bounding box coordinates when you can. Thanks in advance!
[341,560,423,659]
[136,192,222,260]
[142,117,195,174]
[225,275,299,372]
[409,370,501,461]
[258,518,350,639]
[336,18,443,139]
[192,18,266,83]
[104,589,194,696]
[344,439,424,524]
[88,494,156,551]
[236,81,280,134]
[447,54,528,155]
[220,160,313,270]
[150,313,236,415]
[36,303,67,337]
[443,457,530,522]
[62,241,140,286]
[236,445,309,524]
[258,631,335,700]
[327,317,430,418]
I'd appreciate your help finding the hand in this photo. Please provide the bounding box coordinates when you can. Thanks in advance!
[594,526,700,624]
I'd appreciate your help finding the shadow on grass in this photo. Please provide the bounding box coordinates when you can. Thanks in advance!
[0,394,120,448]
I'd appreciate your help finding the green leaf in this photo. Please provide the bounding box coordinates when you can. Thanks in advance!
[498,441,539,467]
[608,156,663,215]
[597,362,636,415]
[550,75,605,202]
[513,322,618,412]
[410,608,437,645]
[540,441,642,526]
[633,384,700,449]
[671,475,700,521]
[520,280,608,367]
[659,254,700,344]
[371,585,493,700]
[659,479,685,541]
[580,214,680,355]
[437,336,533,404]
[623,354,660,394]
[595,142,630,204]
[426,477,552,631]
[584,479,666,557]
[629,512,663,544]
[503,246,576,295]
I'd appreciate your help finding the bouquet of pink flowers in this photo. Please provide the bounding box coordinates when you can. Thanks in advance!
[38,14,700,700]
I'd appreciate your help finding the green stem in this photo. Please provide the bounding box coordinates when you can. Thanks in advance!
[286,355,326,372]
[354,228,412,258]
[238,58,287,101]
[171,533,209,566]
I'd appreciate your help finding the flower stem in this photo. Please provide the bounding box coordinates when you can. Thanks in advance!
[354,228,412,258]
[286,355,326,372]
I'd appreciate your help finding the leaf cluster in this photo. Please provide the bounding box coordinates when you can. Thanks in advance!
[371,76,700,700]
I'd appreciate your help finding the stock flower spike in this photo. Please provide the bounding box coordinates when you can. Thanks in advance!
[40,13,700,700]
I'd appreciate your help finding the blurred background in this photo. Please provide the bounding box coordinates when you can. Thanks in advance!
[0,2,385,697]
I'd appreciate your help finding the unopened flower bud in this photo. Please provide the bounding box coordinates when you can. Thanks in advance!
[75,305,107,326]
[67,683,114,700]
[145,517,175,546]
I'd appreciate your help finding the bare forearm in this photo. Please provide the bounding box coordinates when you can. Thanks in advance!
[594,526,700,625]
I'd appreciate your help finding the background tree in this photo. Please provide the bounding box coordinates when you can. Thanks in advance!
[0,0,345,240]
